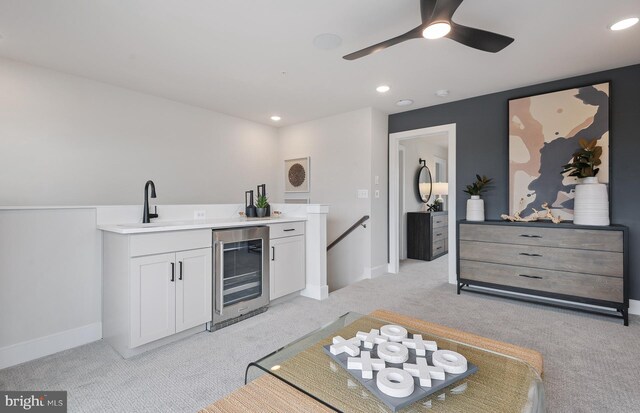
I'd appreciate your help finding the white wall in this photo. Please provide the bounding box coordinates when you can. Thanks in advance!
[277,108,388,291]
[369,109,389,276]
[400,137,448,213]
[0,57,279,206]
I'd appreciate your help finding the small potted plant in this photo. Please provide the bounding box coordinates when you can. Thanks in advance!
[561,138,609,226]
[255,195,270,218]
[463,175,493,221]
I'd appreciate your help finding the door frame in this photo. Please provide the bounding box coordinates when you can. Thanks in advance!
[388,123,457,285]
[398,146,406,260]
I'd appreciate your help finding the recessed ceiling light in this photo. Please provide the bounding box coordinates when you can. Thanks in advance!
[313,33,343,50]
[423,22,451,39]
[396,99,414,107]
[435,89,450,97]
[270,115,281,122]
[610,17,639,31]
[376,85,391,93]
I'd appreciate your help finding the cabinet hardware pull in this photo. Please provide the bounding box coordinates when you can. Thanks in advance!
[519,274,543,280]
[519,252,542,257]
[283,228,295,232]
[436,233,442,236]
[179,261,183,280]
[520,234,542,238]
[272,246,275,261]
[170,262,175,282]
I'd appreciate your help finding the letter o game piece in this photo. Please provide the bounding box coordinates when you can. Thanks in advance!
[380,324,408,342]
[377,341,409,364]
[431,349,468,374]
[376,368,415,398]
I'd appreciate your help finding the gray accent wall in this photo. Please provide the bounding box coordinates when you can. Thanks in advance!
[389,64,640,300]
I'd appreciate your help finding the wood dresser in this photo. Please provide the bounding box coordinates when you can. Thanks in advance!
[407,211,448,261]
[457,220,629,325]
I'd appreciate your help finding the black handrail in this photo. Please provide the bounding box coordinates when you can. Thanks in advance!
[327,215,370,251]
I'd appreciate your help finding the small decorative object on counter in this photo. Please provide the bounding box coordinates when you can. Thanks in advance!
[463,174,493,222]
[245,190,257,217]
[255,195,269,218]
[562,138,609,226]
[501,199,563,224]
[257,184,271,216]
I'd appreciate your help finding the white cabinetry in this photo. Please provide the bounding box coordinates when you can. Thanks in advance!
[103,229,211,357]
[269,222,305,300]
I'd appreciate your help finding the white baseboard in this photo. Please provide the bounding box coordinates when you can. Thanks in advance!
[364,264,388,279]
[0,322,102,370]
[629,300,640,316]
[300,284,329,300]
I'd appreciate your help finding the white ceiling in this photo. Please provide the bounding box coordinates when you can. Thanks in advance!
[1,0,639,127]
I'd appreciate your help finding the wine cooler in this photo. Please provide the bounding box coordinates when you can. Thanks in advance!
[209,226,270,329]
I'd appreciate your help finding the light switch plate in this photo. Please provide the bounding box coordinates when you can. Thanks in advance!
[375,190,380,198]
[194,210,206,220]
[357,189,369,199]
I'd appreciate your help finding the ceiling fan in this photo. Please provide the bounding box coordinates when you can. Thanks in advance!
[343,0,514,60]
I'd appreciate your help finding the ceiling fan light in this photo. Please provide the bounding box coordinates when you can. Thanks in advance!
[423,22,451,39]
[610,17,639,31]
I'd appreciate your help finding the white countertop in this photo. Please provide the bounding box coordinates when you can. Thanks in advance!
[97,216,306,234]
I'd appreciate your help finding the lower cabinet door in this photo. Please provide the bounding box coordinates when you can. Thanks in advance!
[130,253,176,347]
[175,248,212,332]
[271,235,305,300]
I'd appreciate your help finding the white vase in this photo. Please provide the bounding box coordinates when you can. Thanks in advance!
[573,177,609,226]
[466,195,485,222]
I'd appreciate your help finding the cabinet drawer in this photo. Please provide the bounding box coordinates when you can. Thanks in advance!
[432,227,447,242]
[269,221,305,239]
[459,224,623,252]
[432,240,446,256]
[432,215,448,228]
[129,230,211,257]
[460,260,623,303]
[459,240,623,277]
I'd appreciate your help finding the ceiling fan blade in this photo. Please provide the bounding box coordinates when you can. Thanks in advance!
[420,0,437,23]
[446,22,514,53]
[432,0,464,21]
[343,27,423,60]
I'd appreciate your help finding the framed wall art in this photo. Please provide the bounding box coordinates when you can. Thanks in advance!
[508,82,610,220]
[285,157,310,193]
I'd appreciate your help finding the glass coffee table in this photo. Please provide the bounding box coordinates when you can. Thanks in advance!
[245,312,544,412]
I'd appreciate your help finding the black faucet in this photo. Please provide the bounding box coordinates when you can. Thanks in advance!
[143,180,159,223]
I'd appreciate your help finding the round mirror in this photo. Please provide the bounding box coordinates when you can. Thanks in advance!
[417,164,433,203]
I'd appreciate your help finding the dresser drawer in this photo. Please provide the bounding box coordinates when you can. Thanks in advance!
[460,260,623,303]
[459,240,623,277]
[432,215,448,228]
[432,227,447,242]
[432,240,446,256]
[459,224,623,252]
[269,221,305,239]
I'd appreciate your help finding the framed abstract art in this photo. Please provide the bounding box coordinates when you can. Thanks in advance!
[508,82,610,220]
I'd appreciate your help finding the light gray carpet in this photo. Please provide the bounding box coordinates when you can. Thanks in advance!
[1,257,639,412]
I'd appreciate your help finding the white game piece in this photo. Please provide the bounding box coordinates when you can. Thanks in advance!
[402,334,438,356]
[330,336,361,357]
[380,324,408,342]
[377,341,409,364]
[347,351,385,379]
[403,357,445,387]
[432,349,468,374]
[356,329,388,349]
[376,368,415,398]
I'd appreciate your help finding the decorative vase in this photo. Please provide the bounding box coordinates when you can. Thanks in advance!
[466,195,485,222]
[573,177,609,226]
[256,207,268,218]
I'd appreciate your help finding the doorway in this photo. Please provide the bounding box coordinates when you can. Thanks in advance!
[388,124,457,285]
